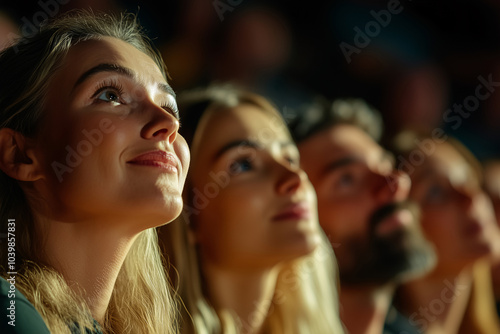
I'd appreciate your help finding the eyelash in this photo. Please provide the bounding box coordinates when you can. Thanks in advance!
[229,157,253,175]
[284,155,299,167]
[161,100,180,121]
[92,79,124,102]
[92,79,180,121]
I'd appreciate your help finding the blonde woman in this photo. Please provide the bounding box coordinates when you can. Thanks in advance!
[159,85,344,334]
[391,134,500,334]
[0,11,189,334]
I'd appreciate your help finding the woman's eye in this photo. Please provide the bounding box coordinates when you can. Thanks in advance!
[425,184,446,203]
[336,173,355,188]
[229,158,253,175]
[285,156,300,168]
[97,89,120,103]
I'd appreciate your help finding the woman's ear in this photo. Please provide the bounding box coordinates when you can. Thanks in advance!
[0,128,44,181]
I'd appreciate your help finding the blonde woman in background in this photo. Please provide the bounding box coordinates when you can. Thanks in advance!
[159,85,344,334]
[0,11,189,334]
[391,134,500,334]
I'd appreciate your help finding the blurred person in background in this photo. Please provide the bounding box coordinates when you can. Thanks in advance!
[391,133,500,334]
[0,11,18,51]
[483,159,500,317]
[159,0,218,91]
[289,98,436,334]
[159,85,345,334]
[381,65,449,146]
[208,5,314,112]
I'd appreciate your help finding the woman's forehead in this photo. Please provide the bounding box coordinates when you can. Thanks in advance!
[194,105,288,150]
[413,143,478,185]
[54,37,166,90]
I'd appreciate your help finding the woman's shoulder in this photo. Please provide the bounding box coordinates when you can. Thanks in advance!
[0,276,50,333]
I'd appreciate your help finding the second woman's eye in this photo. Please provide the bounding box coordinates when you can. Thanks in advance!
[284,155,300,168]
[424,184,447,204]
[229,158,253,175]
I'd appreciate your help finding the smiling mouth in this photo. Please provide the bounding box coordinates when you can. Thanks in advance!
[127,150,178,173]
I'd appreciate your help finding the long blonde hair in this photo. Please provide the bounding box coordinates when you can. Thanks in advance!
[159,85,345,334]
[0,11,177,334]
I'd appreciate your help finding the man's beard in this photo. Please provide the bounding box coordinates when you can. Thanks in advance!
[337,201,436,286]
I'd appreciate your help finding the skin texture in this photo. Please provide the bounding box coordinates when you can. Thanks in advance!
[0,37,190,323]
[189,104,321,333]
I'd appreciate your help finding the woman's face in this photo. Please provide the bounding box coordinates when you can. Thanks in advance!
[189,104,321,270]
[483,161,500,226]
[409,142,496,273]
[31,37,189,229]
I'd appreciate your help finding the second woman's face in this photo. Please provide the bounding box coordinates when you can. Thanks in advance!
[409,143,497,272]
[189,104,321,269]
[32,37,190,229]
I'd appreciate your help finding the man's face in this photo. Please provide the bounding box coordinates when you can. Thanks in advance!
[298,124,434,285]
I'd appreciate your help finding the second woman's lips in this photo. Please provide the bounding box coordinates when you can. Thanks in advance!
[127,150,178,173]
[272,202,311,222]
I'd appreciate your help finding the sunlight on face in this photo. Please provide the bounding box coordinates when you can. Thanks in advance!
[189,104,321,269]
[32,37,190,229]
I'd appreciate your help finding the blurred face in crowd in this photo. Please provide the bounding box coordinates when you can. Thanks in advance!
[298,124,434,285]
[188,104,321,270]
[30,37,190,229]
[483,160,500,226]
[409,142,499,274]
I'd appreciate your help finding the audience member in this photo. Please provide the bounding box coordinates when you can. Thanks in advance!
[159,85,345,334]
[289,98,436,334]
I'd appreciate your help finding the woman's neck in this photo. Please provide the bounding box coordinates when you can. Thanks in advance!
[41,218,138,324]
[202,263,280,334]
[340,283,395,334]
[397,268,473,334]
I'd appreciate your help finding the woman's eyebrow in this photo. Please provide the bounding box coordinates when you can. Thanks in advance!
[158,82,176,98]
[213,140,261,162]
[72,63,176,98]
[73,63,133,91]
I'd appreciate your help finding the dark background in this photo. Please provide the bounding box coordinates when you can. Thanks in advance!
[1,0,500,160]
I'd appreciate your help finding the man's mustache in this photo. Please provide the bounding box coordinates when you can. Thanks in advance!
[369,201,420,234]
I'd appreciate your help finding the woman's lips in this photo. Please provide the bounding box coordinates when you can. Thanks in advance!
[272,202,311,222]
[127,150,178,173]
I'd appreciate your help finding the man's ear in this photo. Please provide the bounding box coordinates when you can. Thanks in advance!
[0,128,44,181]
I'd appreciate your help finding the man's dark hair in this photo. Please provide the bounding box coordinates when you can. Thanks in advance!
[289,97,383,143]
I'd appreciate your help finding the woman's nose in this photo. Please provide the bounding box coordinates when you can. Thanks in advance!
[140,100,179,144]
